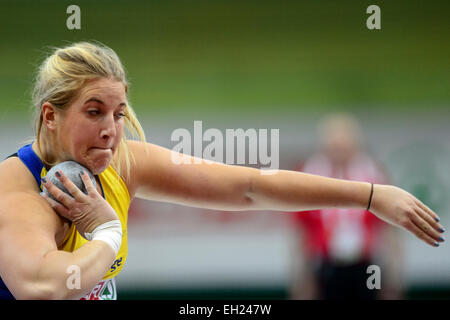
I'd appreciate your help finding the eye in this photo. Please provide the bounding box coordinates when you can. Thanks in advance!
[115,112,125,119]
[88,109,100,116]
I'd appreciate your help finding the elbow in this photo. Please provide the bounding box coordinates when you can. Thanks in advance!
[17,291,59,301]
[240,172,258,210]
[242,171,264,210]
[13,281,73,300]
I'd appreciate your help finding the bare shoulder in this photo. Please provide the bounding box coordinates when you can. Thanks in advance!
[126,139,167,157]
[121,140,171,198]
[0,156,41,193]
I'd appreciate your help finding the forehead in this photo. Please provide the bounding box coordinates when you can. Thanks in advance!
[77,78,126,103]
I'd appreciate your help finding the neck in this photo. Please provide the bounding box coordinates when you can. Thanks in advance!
[31,140,59,170]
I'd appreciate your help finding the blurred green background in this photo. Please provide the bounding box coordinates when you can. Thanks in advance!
[1,0,449,300]
[1,0,449,120]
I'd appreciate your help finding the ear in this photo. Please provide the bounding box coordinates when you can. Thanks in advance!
[41,102,59,131]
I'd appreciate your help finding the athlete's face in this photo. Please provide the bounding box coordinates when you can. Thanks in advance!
[55,78,127,175]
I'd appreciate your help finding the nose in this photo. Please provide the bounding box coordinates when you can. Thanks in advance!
[100,113,117,141]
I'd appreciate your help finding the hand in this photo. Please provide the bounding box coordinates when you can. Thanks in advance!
[369,184,445,247]
[40,170,120,238]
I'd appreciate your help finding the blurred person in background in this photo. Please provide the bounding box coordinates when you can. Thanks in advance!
[290,113,404,300]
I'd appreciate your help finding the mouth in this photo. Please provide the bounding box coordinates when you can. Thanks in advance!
[90,147,113,153]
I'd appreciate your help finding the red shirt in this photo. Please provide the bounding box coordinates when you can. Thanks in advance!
[294,152,389,263]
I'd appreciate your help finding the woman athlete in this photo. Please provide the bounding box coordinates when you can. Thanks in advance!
[0,42,445,300]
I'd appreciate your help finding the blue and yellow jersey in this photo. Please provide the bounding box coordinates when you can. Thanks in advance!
[43,165,130,279]
[0,143,130,298]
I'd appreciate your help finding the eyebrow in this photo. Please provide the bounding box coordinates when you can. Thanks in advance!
[84,97,126,107]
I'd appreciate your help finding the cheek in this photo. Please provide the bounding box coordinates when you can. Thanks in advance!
[115,122,125,142]
[73,125,95,143]
[58,122,81,150]
[64,126,96,157]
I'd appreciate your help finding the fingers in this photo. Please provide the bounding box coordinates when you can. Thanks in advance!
[42,177,75,208]
[55,170,86,200]
[415,199,442,224]
[414,206,446,234]
[79,170,97,195]
[40,192,71,219]
[410,211,445,243]
[405,219,441,247]
[42,169,89,208]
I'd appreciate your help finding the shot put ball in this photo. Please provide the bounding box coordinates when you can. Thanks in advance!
[42,161,97,201]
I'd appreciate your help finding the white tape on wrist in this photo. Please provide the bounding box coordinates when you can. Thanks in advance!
[84,220,122,256]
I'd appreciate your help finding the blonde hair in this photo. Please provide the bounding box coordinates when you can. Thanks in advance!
[31,41,146,181]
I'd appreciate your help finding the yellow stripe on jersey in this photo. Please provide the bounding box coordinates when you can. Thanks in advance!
[40,165,130,280]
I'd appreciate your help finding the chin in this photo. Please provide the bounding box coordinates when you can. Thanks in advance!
[82,148,115,175]
[79,157,111,176]
[92,160,112,175]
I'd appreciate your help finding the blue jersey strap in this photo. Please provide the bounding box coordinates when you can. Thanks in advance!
[0,277,14,300]
[17,144,45,188]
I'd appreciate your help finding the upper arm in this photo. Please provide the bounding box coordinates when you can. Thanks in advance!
[0,191,63,298]
[0,158,64,298]
[125,140,257,210]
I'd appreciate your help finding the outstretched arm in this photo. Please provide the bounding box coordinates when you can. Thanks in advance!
[126,140,445,247]
[250,171,444,247]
